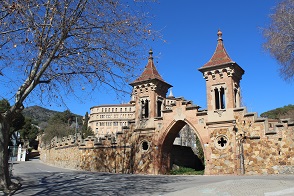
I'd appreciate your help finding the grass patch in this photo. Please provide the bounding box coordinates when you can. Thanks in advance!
[170,166,204,175]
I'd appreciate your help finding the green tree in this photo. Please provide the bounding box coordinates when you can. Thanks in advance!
[82,127,94,139]
[263,0,294,80]
[260,104,294,119]
[0,0,155,192]
[19,118,39,148]
[0,99,25,143]
[81,112,94,138]
[48,110,75,126]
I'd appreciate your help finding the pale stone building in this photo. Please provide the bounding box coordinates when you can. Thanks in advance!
[88,90,183,140]
[88,104,135,137]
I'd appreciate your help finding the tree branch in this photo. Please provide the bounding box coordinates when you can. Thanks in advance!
[39,71,96,83]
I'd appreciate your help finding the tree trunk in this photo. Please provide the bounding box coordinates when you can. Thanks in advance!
[0,114,12,192]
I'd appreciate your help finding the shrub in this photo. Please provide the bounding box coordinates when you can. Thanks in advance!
[170,166,204,175]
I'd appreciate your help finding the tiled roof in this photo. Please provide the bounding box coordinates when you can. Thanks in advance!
[131,49,165,84]
[202,30,234,68]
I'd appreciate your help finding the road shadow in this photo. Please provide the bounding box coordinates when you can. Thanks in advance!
[12,171,193,195]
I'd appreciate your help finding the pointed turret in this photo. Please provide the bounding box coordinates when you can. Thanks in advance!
[130,49,172,121]
[198,30,244,79]
[130,49,169,86]
[168,88,174,98]
[201,30,234,68]
[198,30,244,114]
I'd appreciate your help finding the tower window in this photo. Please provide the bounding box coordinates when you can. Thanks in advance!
[214,88,220,109]
[214,87,226,109]
[234,88,238,107]
[141,99,149,118]
[220,87,225,109]
[157,99,162,117]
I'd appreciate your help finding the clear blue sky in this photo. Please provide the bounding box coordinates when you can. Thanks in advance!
[23,1,294,116]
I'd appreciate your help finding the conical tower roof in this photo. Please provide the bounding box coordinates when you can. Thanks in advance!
[198,30,244,79]
[130,49,171,87]
[200,30,234,69]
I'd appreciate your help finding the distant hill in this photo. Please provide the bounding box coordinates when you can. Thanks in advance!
[22,105,62,124]
[260,104,294,120]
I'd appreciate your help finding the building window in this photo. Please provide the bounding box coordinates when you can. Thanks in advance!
[157,99,162,117]
[214,86,225,109]
[141,99,149,118]
[234,86,240,108]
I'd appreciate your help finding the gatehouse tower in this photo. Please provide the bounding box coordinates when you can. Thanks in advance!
[130,49,172,127]
[199,30,244,121]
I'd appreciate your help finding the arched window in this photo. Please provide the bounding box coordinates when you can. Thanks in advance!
[214,87,226,109]
[234,88,238,107]
[214,88,220,109]
[220,87,225,109]
[141,99,149,118]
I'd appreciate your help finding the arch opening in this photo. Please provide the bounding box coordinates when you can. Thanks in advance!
[159,120,205,174]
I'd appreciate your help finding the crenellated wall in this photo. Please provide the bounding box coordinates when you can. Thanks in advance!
[40,131,135,173]
[39,104,294,176]
[233,108,294,175]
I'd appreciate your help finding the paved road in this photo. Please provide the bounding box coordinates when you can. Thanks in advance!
[7,159,294,196]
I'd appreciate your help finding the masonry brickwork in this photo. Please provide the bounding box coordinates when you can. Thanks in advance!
[39,30,294,175]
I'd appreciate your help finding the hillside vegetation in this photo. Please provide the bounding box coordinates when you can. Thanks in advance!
[22,105,61,124]
[22,105,82,125]
[260,104,294,120]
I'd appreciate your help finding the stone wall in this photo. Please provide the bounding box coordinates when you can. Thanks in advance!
[243,124,294,175]
[40,131,135,173]
[233,109,294,175]
[209,128,237,175]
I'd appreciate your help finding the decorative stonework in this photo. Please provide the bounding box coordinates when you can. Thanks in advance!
[215,135,228,149]
[214,109,225,117]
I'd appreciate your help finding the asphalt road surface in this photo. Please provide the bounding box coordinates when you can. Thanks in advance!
[7,158,294,196]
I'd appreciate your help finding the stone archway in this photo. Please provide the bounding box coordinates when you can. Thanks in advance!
[156,120,206,174]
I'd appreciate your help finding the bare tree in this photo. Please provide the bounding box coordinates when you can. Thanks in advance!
[263,0,294,81]
[0,0,155,192]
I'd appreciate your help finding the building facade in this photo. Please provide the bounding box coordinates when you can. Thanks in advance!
[89,104,135,137]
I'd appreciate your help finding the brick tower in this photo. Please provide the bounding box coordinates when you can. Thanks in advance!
[130,49,172,128]
[199,30,244,121]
